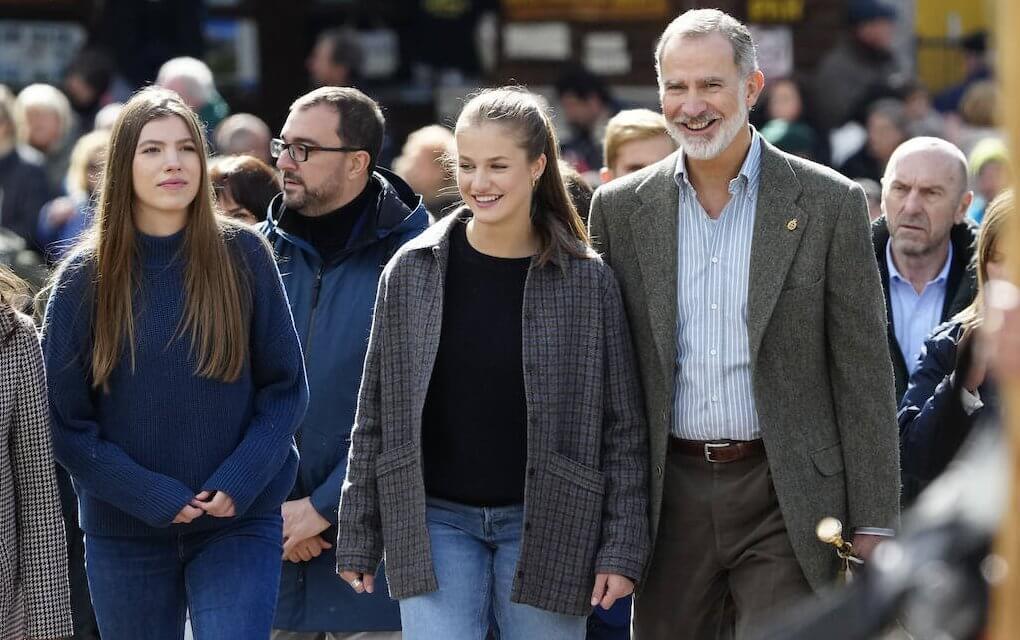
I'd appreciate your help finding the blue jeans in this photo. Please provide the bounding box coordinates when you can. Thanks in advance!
[399,497,586,640]
[85,514,283,640]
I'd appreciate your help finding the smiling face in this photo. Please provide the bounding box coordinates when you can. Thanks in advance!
[882,148,971,258]
[659,32,762,161]
[455,122,545,227]
[131,116,201,233]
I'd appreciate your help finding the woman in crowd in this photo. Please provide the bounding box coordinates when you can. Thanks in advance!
[336,87,649,639]
[0,266,72,639]
[36,129,110,261]
[209,154,279,225]
[16,83,77,194]
[899,189,1013,504]
[42,87,308,640]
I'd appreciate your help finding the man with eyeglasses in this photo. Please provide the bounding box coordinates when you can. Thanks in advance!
[262,86,428,640]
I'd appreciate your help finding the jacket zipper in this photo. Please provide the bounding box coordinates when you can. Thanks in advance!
[296,262,326,455]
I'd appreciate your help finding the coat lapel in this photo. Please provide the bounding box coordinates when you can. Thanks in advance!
[747,142,807,361]
[630,162,680,378]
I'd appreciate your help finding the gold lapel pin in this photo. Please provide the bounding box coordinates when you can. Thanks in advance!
[786,219,798,231]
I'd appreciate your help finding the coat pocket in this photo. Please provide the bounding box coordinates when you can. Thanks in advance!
[528,453,606,592]
[811,443,845,477]
[374,442,423,582]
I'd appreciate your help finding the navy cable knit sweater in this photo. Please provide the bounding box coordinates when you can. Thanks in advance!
[42,225,308,536]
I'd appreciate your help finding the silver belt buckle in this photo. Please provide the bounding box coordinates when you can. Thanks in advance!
[704,442,730,463]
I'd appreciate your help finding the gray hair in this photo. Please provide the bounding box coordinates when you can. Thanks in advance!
[156,57,215,106]
[17,83,73,139]
[654,9,758,82]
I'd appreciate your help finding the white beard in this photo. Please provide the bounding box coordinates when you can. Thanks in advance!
[667,89,749,161]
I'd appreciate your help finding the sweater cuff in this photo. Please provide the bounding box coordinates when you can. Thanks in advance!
[141,479,197,527]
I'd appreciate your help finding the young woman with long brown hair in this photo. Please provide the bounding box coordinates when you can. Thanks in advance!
[336,87,649,639]
[0,266,72,639]
[41,87,308,640]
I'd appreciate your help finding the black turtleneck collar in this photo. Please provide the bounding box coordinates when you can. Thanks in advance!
[278,179,379,262]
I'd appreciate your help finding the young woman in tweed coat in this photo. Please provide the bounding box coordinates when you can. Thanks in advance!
[0,267,73,639]
[337,87,650,639]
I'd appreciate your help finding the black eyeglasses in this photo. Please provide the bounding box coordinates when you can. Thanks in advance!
[270,138,366,163]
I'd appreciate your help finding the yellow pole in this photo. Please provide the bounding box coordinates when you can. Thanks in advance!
[989,0,1020,636]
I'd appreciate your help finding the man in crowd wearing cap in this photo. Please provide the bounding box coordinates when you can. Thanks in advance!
[810,0,904,132]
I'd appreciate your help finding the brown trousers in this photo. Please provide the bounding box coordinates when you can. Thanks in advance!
[633,445,813,640]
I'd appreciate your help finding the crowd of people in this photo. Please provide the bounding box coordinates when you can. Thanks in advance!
[0,2,1014,640]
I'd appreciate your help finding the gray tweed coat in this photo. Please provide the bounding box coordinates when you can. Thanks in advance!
[589,138,900,592]
[0,308,72,640]
[336,214,650,616]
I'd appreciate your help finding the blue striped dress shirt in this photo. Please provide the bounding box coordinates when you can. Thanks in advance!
[886,240,953,375]
[672,132,762,441]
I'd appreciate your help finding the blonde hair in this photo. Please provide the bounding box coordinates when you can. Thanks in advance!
[602,108,674,170]
[66,129,110,196]
[955,189,1014,335]
[960,80,998,128]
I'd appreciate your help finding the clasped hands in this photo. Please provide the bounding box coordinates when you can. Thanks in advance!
[173,490,236,524]
[281,497,332,563]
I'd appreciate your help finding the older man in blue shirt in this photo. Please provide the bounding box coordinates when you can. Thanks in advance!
[871,137,978,401]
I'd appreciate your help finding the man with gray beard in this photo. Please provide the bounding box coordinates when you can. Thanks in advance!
[588,9,899,639]
[262,86,428,639]
[871,137,978,402]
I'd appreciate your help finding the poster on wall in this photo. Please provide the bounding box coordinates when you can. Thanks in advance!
[0,21,86,88]
[503,0,669,22]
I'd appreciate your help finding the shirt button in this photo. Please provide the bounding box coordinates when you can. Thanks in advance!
[524,521,532,531]
[710,303,718,310]
[710,349,717,356]
[711,257,719,264]
[655,464,663,478]
[527,467,536,477]
[711,395,719,403]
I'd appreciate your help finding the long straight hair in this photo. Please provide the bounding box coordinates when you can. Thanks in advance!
[71,87,250,390]
[954,189,1014,336]
[455,87,590,266]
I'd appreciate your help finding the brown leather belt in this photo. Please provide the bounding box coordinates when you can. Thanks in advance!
[669,438,765,463]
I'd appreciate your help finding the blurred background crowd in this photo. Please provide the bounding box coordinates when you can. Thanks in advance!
[0,0,1008,289]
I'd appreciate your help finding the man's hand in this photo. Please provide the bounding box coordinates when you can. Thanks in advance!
[850,533,888,561]
[339,570,375,594]
[283,535,332,563]
[282,497,330,556]
[590,573,634,610]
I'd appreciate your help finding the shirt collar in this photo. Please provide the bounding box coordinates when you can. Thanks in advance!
[886,239,954,287]
[674,126,762,194]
